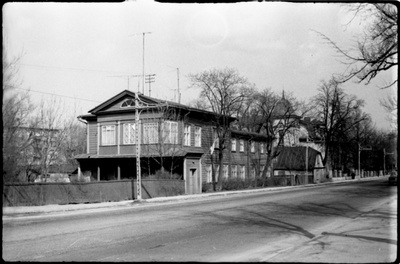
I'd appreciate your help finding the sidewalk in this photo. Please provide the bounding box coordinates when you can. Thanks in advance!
[3,176,385,218]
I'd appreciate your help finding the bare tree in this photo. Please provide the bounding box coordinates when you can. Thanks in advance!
[189,67,253,190]
[30,97,78,182]
[141,106,186,179]
[2,46,37,182]
[248,89,310,185]
[311,77,370,171]
[316,3,397,89]
[380,94,398,131]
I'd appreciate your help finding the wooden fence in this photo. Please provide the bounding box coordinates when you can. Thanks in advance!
[3,179,185,207]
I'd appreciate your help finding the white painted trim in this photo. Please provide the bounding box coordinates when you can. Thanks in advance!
[199,157,202,193]
[86,124,90,154]
[97,124,100,155]
[117,121,120,154]
[183,158,187,194]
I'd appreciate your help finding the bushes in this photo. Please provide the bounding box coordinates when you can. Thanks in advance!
[208,176,290,192]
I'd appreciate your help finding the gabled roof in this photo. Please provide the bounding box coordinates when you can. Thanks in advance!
[84,90,234,122]
[231,129,275,141]
[88,90,158,114]
[274,146,324,170]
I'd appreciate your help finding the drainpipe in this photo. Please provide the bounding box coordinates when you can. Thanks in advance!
[77,116,88,181]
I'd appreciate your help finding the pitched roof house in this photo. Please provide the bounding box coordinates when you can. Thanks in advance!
[75,90,272,194]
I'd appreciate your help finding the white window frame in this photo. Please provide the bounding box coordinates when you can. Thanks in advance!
[260,143,264,154]
[206,165,212,183]
[101,125,116,145]
[184,124,191,146]
[123,123,135,144]
[212,127,219,149]
[214,165,220,182]
[163,121,178,144]
[239,139,244,152]
[121,98,135,108]
[195,126,202,147]
[231,138,237,152]
[232,165,237,179]
[239,165,245,180]
[251,166,256,179]
[143,122,159,144]
[250,141,255,153]
[223,165,228,179]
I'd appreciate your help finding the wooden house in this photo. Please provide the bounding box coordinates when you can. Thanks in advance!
[75,90,271,194]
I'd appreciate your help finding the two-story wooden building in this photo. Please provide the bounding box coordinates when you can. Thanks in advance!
[75,90,271,194]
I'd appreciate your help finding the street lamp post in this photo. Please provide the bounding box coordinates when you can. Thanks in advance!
[358,143,372,177]
[384,148,394,175]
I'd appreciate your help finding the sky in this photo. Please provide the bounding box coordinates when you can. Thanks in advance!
[3,1,397,130]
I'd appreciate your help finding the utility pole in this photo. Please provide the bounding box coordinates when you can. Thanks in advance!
[176,68,181,104]
[142,32,151,95]
[129,31,152,200]
[130,32,152,95]
[167,66,181,103]
[145,74,156,97]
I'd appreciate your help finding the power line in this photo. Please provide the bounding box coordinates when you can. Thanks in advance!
[15,87,102,103]
[17,63,131,75]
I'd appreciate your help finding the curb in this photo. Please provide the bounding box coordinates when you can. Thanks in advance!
[2,176,386,217]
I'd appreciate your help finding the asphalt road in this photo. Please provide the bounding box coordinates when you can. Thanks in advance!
[3,178,397,262]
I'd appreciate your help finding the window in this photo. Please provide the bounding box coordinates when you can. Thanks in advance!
[214,165,220,182]
[231,138,237,152]
[250,166,256,179]
[143,122,159,144]
[184,125,191,146]
[206,165,212,183]
[239,165,245,180]
[163,121,178,144]
[123,123,135,144]
[250,141,255,153]
[212,128,219,148]
[239,140,244,152]
[101,125,116,145]
[232,165,237,179]
[195,126,202,147]
[121,98,135,107]
[260,143,264,154]
[223,165,228,179]
[259,166,265,177]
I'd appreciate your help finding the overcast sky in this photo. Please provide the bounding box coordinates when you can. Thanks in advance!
[3,1,397,130]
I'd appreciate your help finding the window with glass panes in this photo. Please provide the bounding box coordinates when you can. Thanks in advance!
[143,122,159,144]
[239,139,244,152]
[163,121,178,144]
[232,165,237,178]
[101,125,116,145]
[231,138,237,151]
[250,166,256,179]
[123,123,135,144]
[223,165,228,179]
[184,124,191,146]
[206,165,212,183]
[250,141,255,153]
[212,127,219,148]
[260,143,264,153]
[194,126,201,147]
[239,165,245,180]
[214,165,220,182]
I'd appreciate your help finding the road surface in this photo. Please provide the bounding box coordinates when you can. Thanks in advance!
[3,177,397,262]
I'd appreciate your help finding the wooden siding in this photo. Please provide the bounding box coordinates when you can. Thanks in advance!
[88,121,98,154]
